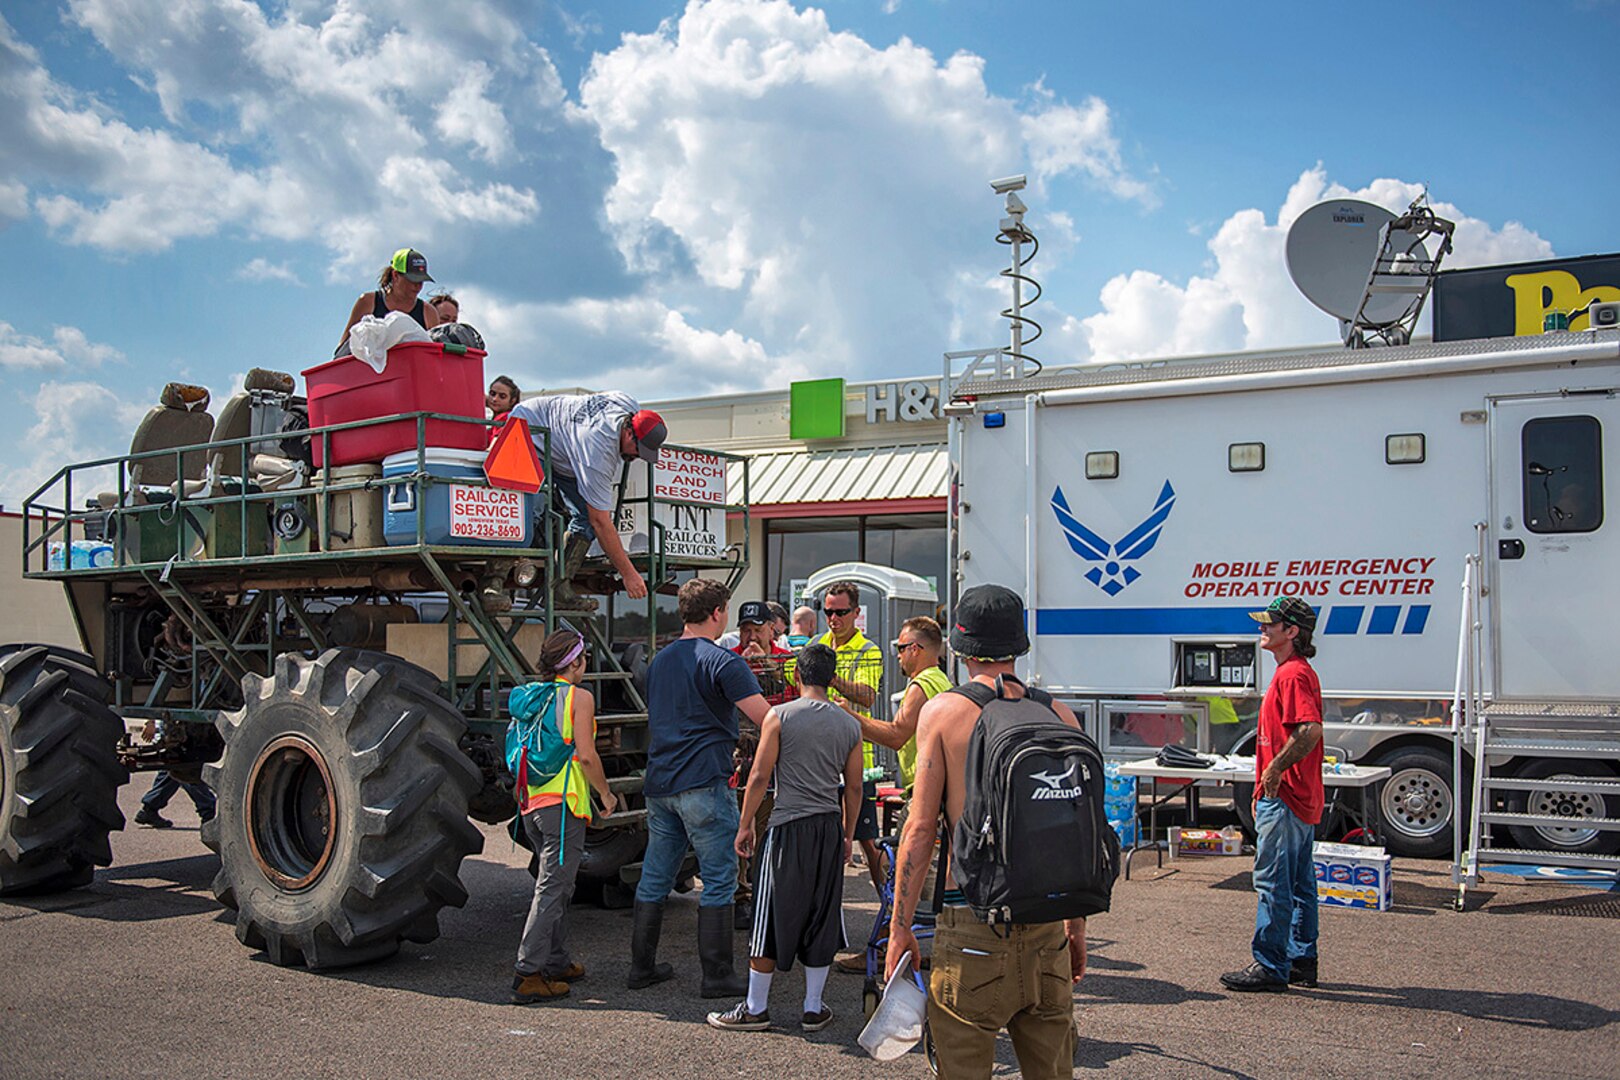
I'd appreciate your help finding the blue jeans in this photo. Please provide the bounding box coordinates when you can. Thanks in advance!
[636,779,739,907]
[551,472,594,541]
[141,771,216,817]
[1251,796,1317,979]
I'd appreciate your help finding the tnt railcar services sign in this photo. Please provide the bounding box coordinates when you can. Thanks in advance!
[590,449,730,561]
[1433,253,1620,342]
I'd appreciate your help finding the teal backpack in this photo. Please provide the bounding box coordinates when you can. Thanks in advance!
[505,681,577,793]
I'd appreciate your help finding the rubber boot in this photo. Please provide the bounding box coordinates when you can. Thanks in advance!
[698,904,748,999]
[553,532,598,612]
[627,900,675,990]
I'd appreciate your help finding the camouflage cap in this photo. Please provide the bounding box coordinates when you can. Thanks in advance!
[1249,596,1317,631]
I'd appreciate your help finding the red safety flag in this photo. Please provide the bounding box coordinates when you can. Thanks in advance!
[484,416,545,494]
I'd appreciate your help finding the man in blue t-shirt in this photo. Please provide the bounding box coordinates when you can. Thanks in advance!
[629,578,774,1000]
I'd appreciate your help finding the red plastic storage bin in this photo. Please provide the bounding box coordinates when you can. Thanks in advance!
[302,342,487,467]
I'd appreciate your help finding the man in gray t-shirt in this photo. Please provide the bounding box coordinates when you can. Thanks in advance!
[714,644,862,1033]
[504,391,668,602]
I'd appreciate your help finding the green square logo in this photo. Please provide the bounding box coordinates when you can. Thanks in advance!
[790,378,845,439]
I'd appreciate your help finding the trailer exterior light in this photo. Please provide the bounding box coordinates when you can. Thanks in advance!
[1228,442,1265,472]
[1386,433,1426,465]
[1085,451,1119,479]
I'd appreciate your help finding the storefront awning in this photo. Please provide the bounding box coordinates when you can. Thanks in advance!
[729,443,947,518]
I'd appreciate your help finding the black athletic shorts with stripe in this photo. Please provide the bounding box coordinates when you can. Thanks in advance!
[749,811,847,971]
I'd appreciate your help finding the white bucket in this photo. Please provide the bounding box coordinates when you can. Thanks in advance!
[857,951,928,1061]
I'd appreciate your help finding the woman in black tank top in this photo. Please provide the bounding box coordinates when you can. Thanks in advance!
[335,248,440,357]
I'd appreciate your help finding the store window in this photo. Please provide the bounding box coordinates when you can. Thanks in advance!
[764,512,947,606]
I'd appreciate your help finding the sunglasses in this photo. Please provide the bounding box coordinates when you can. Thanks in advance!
[823,606,854,618]
[892,640,921,653]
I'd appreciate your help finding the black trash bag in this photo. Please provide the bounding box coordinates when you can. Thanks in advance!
[430,322,486,351]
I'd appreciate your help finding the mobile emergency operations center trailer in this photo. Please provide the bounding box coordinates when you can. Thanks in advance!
[947,327,1620,862]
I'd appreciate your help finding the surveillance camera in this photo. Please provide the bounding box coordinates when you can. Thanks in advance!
[990,174,1027,195]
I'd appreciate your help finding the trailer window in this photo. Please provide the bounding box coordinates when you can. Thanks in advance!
[1521,415,1603,534]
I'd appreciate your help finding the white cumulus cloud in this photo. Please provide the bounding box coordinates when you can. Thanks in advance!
[0,323,123,368]
[4,380,151,510]
[235,258,303,284]
[577,0,1155,379]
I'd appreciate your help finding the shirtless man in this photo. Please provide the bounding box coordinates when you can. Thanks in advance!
[886,584,1086,1080]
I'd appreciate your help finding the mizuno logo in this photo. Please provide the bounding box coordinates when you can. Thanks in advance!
[1052,480,1177,596]
[1032,764,1077,789]
[1028,761,1090,800]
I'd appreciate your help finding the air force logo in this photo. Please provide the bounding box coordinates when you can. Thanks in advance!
[1051,480,1176,596]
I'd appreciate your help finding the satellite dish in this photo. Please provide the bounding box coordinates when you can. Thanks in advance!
[1286,199,1432,324]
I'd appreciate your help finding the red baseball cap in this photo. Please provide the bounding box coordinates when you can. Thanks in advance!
[628,409,667,463]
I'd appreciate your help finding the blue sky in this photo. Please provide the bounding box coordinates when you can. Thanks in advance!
[1,0,1617,508]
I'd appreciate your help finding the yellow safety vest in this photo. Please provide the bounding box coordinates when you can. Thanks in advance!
[898,665,951,789]
[819,629,883,769]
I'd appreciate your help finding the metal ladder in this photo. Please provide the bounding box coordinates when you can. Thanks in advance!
[1451,552,1620,908]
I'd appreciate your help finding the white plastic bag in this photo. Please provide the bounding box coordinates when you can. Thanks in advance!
[348,311,432,373]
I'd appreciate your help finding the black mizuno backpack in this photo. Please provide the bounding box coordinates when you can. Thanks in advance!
[949,675,1119,925]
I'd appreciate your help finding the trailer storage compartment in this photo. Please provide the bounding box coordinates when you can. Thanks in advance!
[302,342,487,468]
[382,447,531,547]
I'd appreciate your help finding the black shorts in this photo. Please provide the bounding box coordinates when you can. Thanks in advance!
[854,779,880,841]
[748,812,848,971]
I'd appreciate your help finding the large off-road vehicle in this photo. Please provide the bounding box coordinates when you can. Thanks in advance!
[5,365,749,969]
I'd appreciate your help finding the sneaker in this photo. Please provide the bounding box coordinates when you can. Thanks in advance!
[198,809,216,825]
[706,1001,771,1032]
[801,1007,834,1033]
[544,962,586,983]
[1220,963,1289,993]
[1288,958,1318,988]
[511,972,571,1004]
[135,806,173,829]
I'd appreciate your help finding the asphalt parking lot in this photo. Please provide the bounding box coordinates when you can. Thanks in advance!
[3,784,1618,1079]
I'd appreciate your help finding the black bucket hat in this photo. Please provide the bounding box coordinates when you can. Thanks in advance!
[950,584,1029,660]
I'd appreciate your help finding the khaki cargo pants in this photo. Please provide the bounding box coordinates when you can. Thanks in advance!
[928,906,1076,1080]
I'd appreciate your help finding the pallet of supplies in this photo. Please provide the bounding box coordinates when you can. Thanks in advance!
[1313,842,1392,911]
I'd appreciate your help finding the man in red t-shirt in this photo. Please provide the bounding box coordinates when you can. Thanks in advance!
[1222,596,1324,993]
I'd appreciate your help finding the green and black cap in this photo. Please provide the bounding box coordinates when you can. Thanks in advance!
[391,247,433,283]
[1249,596,1317,631]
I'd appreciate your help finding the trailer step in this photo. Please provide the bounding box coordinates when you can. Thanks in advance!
[1469,847,1620,869]
[578,671,634,682]
[1482,777,1620,795]
[607,775,645,794]
[1484,700,1620,721]
[596,712,647,726]
[1479,812,1620,831]
[595,808,648,828]
[1480,740,1620,758]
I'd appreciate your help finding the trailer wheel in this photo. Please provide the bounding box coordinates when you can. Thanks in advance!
[0,645,127,895]
[1506,759,1620,856]
[202,649,484,969]
[1374,745,1455,859]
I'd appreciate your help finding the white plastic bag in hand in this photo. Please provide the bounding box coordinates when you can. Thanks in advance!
[348,311,432,373]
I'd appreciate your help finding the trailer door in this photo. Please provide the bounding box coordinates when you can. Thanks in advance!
[1490,393,1620,698]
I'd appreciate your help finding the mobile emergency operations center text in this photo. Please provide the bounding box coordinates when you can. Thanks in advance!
[947,327,1620,865]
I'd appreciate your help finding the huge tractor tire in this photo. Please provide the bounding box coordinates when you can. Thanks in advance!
[0,644,127,895]
[202,649,484,969]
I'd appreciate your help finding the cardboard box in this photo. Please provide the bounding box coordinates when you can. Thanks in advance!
[1169,827,1242,856]
[1313,842,1392,911]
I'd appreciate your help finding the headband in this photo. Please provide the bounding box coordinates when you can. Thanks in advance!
[557,633,586,671]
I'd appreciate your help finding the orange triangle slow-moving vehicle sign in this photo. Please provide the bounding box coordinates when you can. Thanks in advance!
[484,416,545,494]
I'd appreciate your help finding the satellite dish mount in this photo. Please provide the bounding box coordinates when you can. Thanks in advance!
[1286,193,1456,349]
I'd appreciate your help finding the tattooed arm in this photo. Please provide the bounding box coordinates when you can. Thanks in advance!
[886,695,948,981]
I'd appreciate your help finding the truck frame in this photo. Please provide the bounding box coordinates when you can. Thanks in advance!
[1,394,749,969]
[946,328,1620,865]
